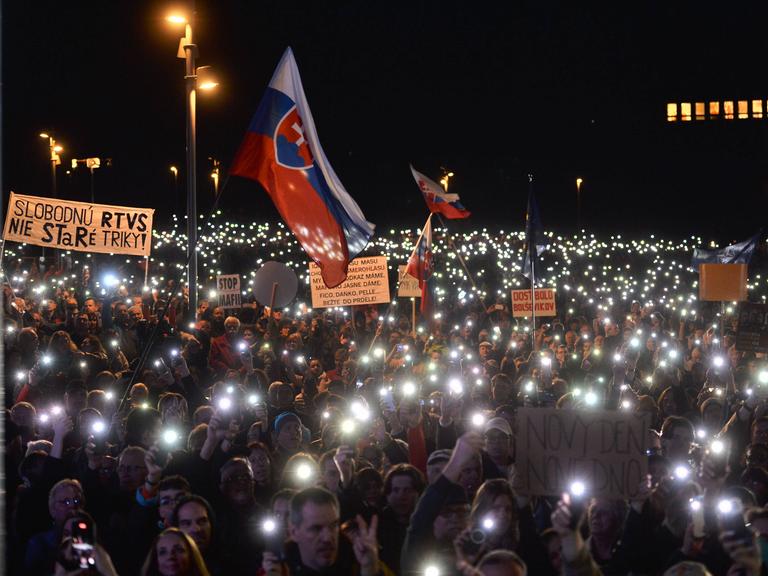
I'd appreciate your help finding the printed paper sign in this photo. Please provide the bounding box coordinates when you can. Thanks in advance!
[397,265,421,298]
[217,275,241,309]
[310,256,390,308]
[514,408,649,499]
[3,192,154,256]
[511,288,557,317]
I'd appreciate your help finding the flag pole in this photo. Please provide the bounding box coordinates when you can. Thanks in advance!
[434,213,496,330]
[528,174,536,351]
[366,213,432,357]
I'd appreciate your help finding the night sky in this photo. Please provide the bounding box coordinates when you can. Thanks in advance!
[5,1,768,240]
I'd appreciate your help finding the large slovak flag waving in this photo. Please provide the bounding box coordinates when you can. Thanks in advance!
[231,47,375,288]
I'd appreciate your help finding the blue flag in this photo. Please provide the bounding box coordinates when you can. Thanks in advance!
[522,184,546,284]
[691,230,762,267]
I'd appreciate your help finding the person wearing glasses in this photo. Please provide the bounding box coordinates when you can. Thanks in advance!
[24,478,85,575]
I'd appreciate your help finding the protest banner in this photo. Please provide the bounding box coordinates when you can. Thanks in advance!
[511,288,557,318]
[216,274,241,309]
[309,256,390,308]
[514,408,649,499]
[397,265,421,298]
[2,192,154,257]
[736,302,768,353]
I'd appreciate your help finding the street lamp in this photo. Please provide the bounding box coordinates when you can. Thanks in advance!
[40,132,64,267]
[439,168,455,192]
[170,165,179,214]
[209,157,220,197]
[576,177,583,230]
[40,133,63,199]
[166,12,218,318]
[71,157,104,203]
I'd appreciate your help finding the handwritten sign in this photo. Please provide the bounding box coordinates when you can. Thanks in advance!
[309,256,390,308]
[514,408,649,499]
[736,302,768,354]
[397,265,421,298]
[511,288,557,318]
[217,275,241,309]
[2,192,154,257]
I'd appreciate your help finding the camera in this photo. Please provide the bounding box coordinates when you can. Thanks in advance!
[461,516,495,557]
[717,498,750,540]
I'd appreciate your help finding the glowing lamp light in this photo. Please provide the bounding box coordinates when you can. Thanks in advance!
[481,516,495,531]
[217,397,233,412]
[402,382,417,396]
[717,499,734,515]
[759,371,768,385]
[570,480,586,497]
[710,439,725,455]
[713,356,725,368]
[471,413,485,427]
[91,420,106,434]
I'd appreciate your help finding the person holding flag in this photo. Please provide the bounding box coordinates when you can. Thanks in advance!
[231,47,375,288]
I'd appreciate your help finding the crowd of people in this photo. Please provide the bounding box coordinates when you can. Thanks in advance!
[5,223,768,576]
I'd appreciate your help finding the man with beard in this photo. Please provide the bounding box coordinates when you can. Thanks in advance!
[401,431,481,574]
[262,487,381,576]
[172,494,223,574]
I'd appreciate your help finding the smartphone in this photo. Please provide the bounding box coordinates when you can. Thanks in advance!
[262,518,286,559]
[71,517,96,569]
[718,499,751,540]
[690,498,705,538]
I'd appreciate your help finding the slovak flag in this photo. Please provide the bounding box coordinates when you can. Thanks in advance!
[410,165,471,219]
[231,47,375,288]
[406,214,434,313]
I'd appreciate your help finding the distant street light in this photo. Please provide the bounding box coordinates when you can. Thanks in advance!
[170,165,179,214]
[439,168,455,192]
[576,177,584,230]
[71,157,105,203]
[40,132,64,267]
[166,12,219,317]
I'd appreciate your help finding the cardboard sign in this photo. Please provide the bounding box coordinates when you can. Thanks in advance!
[699,263,748,302]
[511,288,557,317]
[3,192,154,256]
[736,302,768,353]
[216,274,241,309]
[397,265,421,297]
[309,256,390,308]
[514,408,649,499]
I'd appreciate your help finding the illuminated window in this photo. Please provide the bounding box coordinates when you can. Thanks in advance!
[666,103,678,121]
[724,101,734,119]
[709,101,720,118]
[752,99,763,119]
[738,100,748,119]
[695,102,705,120]
[681,102,692,121]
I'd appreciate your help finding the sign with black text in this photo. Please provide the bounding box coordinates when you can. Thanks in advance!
[2,192,154,256]
[216,274,242,309]
[397,265,421,298]
[309,256,390,308]
[511,288,557,318]
[514,408,649,499]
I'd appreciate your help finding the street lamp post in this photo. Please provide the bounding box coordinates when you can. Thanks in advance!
[170,165,179,218]
[72,157,102,203]
[167,13,218,319]
[39,133,63,267]
[210,158,220,197]
[576,177,583,230]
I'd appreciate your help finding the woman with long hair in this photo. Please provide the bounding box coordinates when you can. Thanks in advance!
[141,528,209,576]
